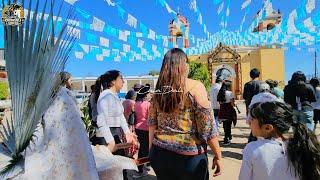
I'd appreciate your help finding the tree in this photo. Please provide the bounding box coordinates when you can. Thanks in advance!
[148,70,160,76]
[0,81,9,100]
[188,61,211,91]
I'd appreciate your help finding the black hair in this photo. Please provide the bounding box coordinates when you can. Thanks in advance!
[59,71,71,86]
[310,78,320,90]
[265,79,275,89]
[90,85,95,91]
[136,86,150,102]
[290,71,308,97]
[217,80,232,103]
[125,89,136,100]
[290,71,306,85]
[215,77,222,83]
[250,68,260,79]
[250,101,320,180]
[94,70,121,103]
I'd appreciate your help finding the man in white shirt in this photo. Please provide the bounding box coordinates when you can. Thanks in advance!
[211,77,222,127]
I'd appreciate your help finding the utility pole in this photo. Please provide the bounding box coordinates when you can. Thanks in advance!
[315,51,317,78]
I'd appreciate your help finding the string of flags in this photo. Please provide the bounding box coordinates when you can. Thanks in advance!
[1,0,319,62]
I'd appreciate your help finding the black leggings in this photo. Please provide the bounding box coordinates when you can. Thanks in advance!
[150,145,209,180]
[223,120,232,141]
[135,129,149,173]
[314,109,320,125]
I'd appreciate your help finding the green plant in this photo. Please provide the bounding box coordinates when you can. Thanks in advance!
[148,70,160,76]
[188,61,211,91]
[0,82,9,100]
[0,0,75,177]
[81,101,96,139]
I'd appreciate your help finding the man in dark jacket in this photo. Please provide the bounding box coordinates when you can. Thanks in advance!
[243,68,261,143]
[243,68,261,113]
[284,71,316,131]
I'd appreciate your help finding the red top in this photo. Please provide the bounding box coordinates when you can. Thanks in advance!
[122,99,135,121]
[134,100,151,131]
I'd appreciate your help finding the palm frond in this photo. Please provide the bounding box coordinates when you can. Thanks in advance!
[0,0,76,177]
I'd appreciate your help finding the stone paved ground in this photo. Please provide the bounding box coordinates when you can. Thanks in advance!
[133,101,320,180]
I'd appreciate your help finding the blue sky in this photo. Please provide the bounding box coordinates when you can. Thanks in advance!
[1,0,319,81]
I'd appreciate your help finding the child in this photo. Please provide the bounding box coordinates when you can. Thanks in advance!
[217,80,235,145]
[239,101,320,180]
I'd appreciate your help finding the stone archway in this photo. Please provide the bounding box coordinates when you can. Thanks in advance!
[208,43,242,97]
[213,64,236,81]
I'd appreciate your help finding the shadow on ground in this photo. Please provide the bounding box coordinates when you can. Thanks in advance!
[218,142,247,149]
[231,134,250,139]
[207,149,243,161]
[221,151,243,160]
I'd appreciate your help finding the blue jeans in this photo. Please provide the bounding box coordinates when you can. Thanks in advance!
[293,107,314,131]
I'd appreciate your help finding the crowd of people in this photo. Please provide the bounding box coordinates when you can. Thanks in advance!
[211,67,320,180]
[19,48,320,180]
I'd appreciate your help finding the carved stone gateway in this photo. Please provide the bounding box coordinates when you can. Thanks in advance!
[208,43,242,97]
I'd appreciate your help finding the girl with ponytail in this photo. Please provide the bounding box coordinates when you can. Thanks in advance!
[94,70,137,157]
[239,101,320,180]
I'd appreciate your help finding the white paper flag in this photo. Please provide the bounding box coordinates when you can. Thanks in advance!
[141,48,147,56]
[135,54,142,60]
[114,56,121,62]
[163,37,168,47]
[148,29,156,40]
[123,44,130,53]
[75,51,84,59]
[189,0,197,12]
[124,31,131,36]
[67,26,81,39]
[96,54,104,61]
[64,0,78,5]
[137,39,144,48]
[241,0,251,10]
[104,0,115,6]
[306,0,315,13]
[100,37,110,47]
[287,10,298,34]
[120,52,127,57]
[67,19,80,26]
[198,14,202,24]
[226,7,230,17]
[92,17,105,32]
[102,49,110,57]
[136,32,143,37]
[79,44,89,53]
[304,17,316,32]
[119,30,128,41]
[165,2,177,14]
[127,14,137,28]
[218,2,224,15]
[152,45,157,52]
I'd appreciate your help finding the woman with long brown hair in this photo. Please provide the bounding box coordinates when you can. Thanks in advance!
[148,48,222,180]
